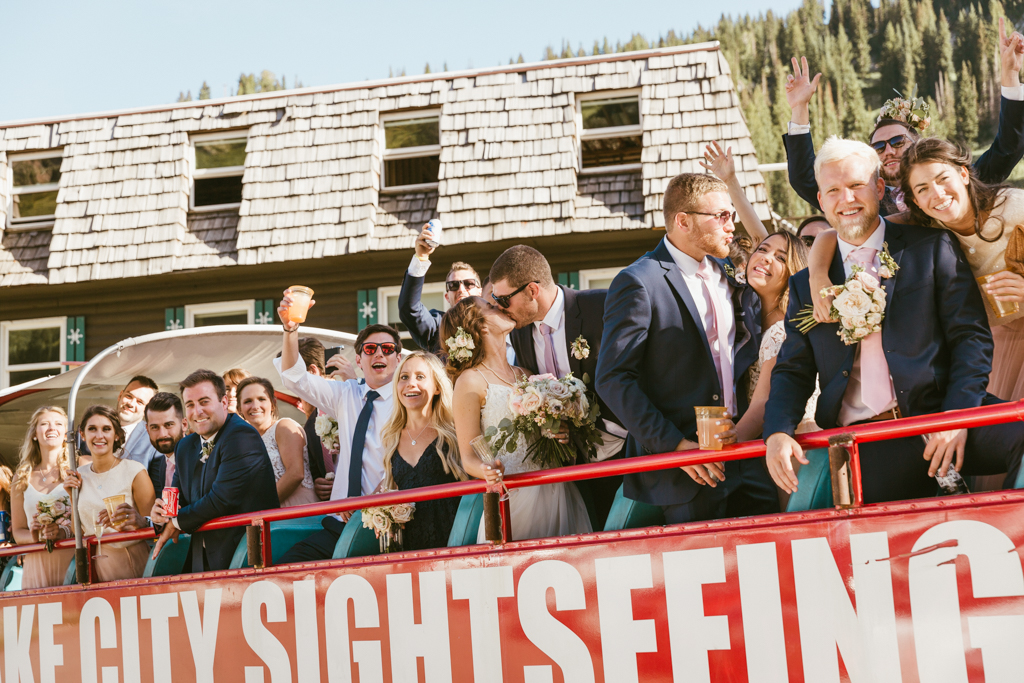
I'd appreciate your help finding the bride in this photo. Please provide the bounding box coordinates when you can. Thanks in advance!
[442,296,593,541]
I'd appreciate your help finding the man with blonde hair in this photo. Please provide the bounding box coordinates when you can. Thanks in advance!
[764,136,1024,503]
[597,172,775,523]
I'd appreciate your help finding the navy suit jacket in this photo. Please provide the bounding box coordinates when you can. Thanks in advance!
[171,413,279,572]
[596,240,760,506]
[147,454,167,499]
[398,271,444,352]
[510,284,622,430]
[763,221,993,438]
[782,96,1024,213]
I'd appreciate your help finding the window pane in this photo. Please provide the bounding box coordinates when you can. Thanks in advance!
[581,97,640,129]
[8,327,61,365]
[12,190,59,219]
[195,139,247,169]
[194,175,243,206]
[384,155,440,188]
[586,277,616,290]
[193,311,249,327]
[12,157,62,187]
[10,368,56,386]
[385,117,440,150]
[386,291,445,331]
[581,135,643,168]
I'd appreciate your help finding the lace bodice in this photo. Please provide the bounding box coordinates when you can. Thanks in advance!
[749,320,820,426]
[262,420,315,491]
[481,383,540,476]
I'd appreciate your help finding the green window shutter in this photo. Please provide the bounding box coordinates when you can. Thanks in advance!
[254,299,275,325]
[165,307,184,331]
[65,316,85,363]
[557,271,579,290]
[357,289,378,330]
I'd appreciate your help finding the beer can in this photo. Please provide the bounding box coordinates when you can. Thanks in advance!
[425,219,442,248]
[163,487,180,517]
[0,511,10,543]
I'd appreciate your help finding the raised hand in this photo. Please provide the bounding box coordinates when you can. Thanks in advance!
[786,56,821,125]
[698,141,736,184]
[277,289,316,332]
[999,16,1024,87]
[414,224,436,259]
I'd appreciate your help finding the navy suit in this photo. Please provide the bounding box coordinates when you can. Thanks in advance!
[171,413,279,572]
[147,454,168,499]
[782,96,1024,214]
[764,221,1024,502]
[597,240,777,522]
[398,270,444,352]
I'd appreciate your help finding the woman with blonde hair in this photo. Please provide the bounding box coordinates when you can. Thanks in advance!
[376,351,466,550]
[11,406,75,588]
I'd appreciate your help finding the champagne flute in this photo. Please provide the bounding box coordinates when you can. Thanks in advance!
[470,435,509,501]
[94,513,107,560]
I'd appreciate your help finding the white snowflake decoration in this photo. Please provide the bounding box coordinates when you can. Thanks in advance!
[360,301,377,321]
[167,320,183,330]
[256,311,273,325]
[67,329,82,346]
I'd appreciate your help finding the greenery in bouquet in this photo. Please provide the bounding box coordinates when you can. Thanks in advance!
[485,372,604,469]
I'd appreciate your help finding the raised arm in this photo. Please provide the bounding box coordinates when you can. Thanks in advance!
[808,229,839,322]
[398,225,443,351]
[974,17,1024,184]
[783,56,824,211]
[700,141,769,242]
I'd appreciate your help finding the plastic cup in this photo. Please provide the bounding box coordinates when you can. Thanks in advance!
[103,494,126,528]
[286,286,314,323]
[977,271,1021,319]
[695,406,730,450]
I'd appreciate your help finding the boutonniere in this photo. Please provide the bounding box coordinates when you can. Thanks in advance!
[878,242,899,279]
[200,441,214,463]
[571,335,590,360]
[723,262,746,284]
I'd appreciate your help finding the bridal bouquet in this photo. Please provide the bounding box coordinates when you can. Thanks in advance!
[36,499,73,553]
[791,266,887,344]
[361,492,415,553]
[485,373,604,469]
[314,414,341,455]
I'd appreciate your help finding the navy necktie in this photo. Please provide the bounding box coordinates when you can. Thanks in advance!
[348,390,380,498]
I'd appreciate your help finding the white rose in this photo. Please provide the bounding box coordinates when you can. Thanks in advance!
[878,266,892,279]
[853,326,871,339]
[546,398,564,414]
[520,391,544,414]
[842,316,856,329]
[846,279,864,292]
[867,312,882,325]
[872,288,886,303]
[857,272,879,292]
[546,381,571,400]
[848,315,867,328]
[833,289,873,318]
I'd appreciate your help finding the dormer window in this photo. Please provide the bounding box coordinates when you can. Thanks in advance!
[190,132,247,210]
[8,150,63,227]
[381,111,441,192]
[577,92,642,173]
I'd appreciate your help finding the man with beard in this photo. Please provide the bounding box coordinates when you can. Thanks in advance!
[113,376,159,468]
[488,245,626,528]
[143,392,185,497]
[597,173,776,524]
[782,20,1024,215]
[764,137,1024,503]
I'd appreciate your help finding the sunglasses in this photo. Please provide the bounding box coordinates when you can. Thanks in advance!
[491,281,539,309]
[870,134,908,153]
[685,210,737,224]
[359,342,398,356]
[445,278,480,293]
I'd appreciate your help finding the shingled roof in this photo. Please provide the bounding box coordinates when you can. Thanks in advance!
[0,42,769,287]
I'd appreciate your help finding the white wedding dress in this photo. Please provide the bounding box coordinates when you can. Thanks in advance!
[477,383,593,542]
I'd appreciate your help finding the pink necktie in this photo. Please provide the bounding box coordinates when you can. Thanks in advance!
[695,261,735,414]
[851,247,896,413]
[165,460,176,489]
[539,323,561,377]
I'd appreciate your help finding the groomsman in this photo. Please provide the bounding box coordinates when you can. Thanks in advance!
[143,392,185,497]
[489,245,627,528]
[112,376,159,467]
[597,173,776,524]
[764,137,1024,502]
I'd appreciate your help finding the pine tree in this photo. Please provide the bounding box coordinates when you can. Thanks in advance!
[424,63,431,74]
[177,91,192,102]
[956,61,980,147]
[848,0,872,75]
[198,82,211,100]
[880,23,904,97]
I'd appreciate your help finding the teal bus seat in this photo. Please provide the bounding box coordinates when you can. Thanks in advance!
[332,512,380,559]
[143,533,191,578]
[785,448,833,512]
[229,515,328,570]
[0,559,22,591]
[447,494,485,547]
[64,557,77,585]
[603,485,665,531]
[1015,464,1024,489]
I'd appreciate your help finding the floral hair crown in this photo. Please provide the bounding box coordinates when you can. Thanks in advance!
[445,327,476,366]
[877,87,931,133]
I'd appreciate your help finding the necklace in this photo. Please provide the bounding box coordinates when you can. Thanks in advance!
[481,361,516,387]
[405,423,432,446]
[39,465,59,484]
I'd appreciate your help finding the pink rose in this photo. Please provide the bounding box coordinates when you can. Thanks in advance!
[520,391,544,414]
[528,374,557,382]
[508,395,525,415]
[856,272,879,292]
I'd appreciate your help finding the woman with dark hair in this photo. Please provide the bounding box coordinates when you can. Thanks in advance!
[807,136,1024,401]
[222,368,251,413]
[237,376,316,507]
[63,405,155,582]
[442,297,592,541]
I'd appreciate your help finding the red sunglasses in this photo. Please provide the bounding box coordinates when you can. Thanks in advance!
[359,342,398,356]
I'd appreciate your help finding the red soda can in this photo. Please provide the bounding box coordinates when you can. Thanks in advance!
[163,487,180,516]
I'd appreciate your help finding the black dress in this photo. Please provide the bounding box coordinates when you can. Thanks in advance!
[390,441,460,551]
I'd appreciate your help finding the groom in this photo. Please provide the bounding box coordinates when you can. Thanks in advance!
[764,136,1024,502]
[596,173,776,524]
[488,245,626,527]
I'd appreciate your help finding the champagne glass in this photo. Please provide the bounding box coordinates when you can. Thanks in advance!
[470,435,509,501]
[94,513,107,560]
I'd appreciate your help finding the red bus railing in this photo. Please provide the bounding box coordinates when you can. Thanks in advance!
[5,399,1024,578]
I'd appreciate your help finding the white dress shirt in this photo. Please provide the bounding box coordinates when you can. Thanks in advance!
[663,237,737,412]
[836,218,899,426]
[532,286,572,377]
[275,357,393,501]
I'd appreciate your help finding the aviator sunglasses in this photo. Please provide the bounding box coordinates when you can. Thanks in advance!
[359,342,398,356]
[491,281,539,309]
[445,278,480,292]
[869,134,908,153]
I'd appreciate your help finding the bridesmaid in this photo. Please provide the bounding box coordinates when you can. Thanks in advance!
[236,377,317,507]
[376,351,466,550]
[11,406,75,589]
[63,405,155,582]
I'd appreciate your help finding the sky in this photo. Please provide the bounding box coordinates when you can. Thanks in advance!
[1,0,809,123]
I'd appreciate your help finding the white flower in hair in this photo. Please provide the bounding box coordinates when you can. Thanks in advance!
[446,327,476,365]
